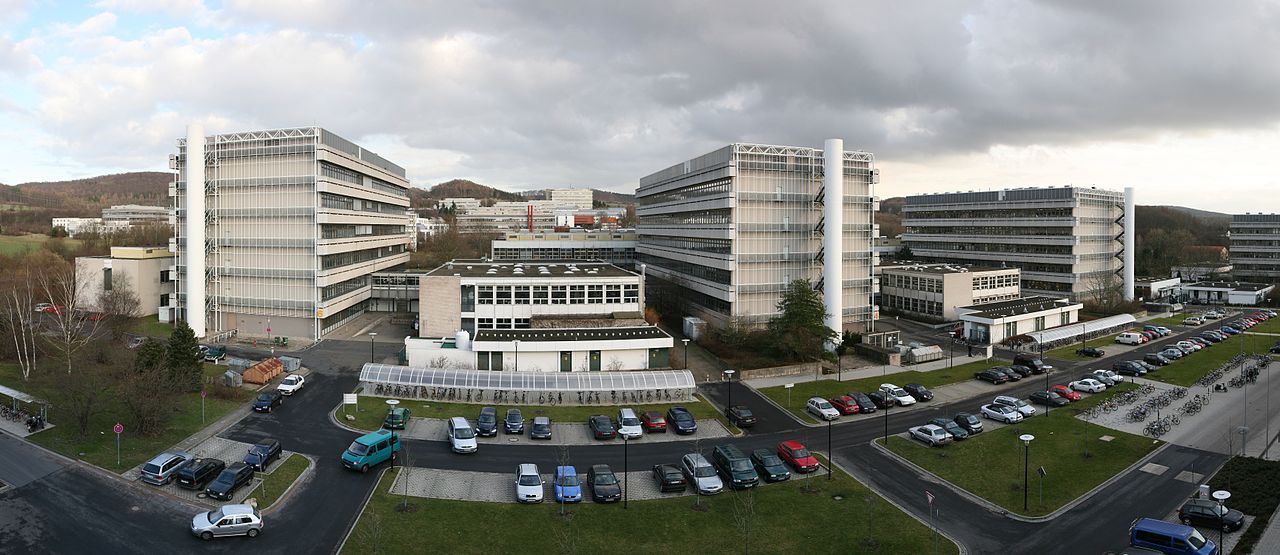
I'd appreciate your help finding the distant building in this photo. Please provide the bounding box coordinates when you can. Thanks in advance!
[957,296,1083,345]
[1177,281,1274,306]
[1134,277,1181,302]
[491,230,637,268]
[74,246,175,320]
[1171,262,1232,281]
[1230,214,1280,282]
[455,200,581,233]
[102,204,169,225]
[549,188,594,210]
[441,198,482,213]
[875,262,1021,322]
[52,217,110,236]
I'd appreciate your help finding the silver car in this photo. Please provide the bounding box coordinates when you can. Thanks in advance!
[191,504,263,540]
[140,451,192,486]
[681,453,723,495]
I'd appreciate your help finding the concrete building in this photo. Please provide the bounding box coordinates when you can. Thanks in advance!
[415,217,449,237]
[170,125,412,340]
[1171,262,1232,281]
[902,186,1134,301]
[74,246,175,320]
[1178,281,1274,306]
[491,230,637,268]
[52,217,111,237]
[876,262,1021,322]
[1135,276,1181,302]
[636,140,879,334]
[102,204,169,225]
[1230,214,1280,282]
[957,296,1083,345]
[455,200,580,234]
[549,188,594,210]
[405,326,672,372]
[441,198,482,213]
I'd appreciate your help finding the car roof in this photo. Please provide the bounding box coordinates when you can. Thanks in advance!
[684,453,711,465]
[668,406,689,413]
[533,416,550,424]
[518,463,538,474]
[480,406,496,414]
[779,439,805,450]
[555,466,577,475]
[1132,517,1193,537]
[590,464,611,473]
[808,396,827,402]
[619,408,636,416]
[449,416,469,427]
[218,504,258,516]
[148,451,189,464]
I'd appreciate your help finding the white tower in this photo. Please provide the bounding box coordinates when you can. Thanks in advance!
[1122,187,1135,301]
[185,124,206,337]
[823,139,843,343]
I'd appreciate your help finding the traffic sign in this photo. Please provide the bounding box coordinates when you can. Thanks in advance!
[926,490,934,506]
[200,390,207,398]
[113,423,123,434]
[1037,466,1047,478]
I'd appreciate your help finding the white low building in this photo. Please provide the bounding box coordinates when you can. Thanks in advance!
[1178,281,1275,306]
[957,296,1083,345]
[876,261,1021,322]
[1135,277,1181,302]
[406,326,673,371]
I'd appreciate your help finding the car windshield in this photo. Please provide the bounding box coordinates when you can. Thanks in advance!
[479,414,496,424]
[791,447,811,458]
[256,393,273,401]
[759,454,782,466]
[558,475,579,487]
[621,417,640,426]
[249,446,267,456]
[455,426,475,439]
[595,472,618,485]
[1187,530,1207,549]
[507,412,521,422]
[694,465,717,478]
[674,412,692,422]
[283,376,299,385]
[143,463,162,474]
[736,408,754,417]
[533,422,550,431]
[347,441,369,456]
[817,401,833,410]
[891,388,908,397]
[1014,399,1028,407]
[730,459,753,472]
[518,474,541,486]
[206,509,224,523]
[648,414,665,422]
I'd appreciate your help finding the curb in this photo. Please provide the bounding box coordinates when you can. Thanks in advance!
[335,465,392,555]
[258,454,316,515]
[742,380,825,428]
[828,453,968,555]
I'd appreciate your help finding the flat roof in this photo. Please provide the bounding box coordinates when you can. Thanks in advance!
[961,296,1079,319]
[1185,281,1273,292]
[1135,276,1180,284]
[878,261,1009,274]
[473,326,669,342]
[425,260,637,278]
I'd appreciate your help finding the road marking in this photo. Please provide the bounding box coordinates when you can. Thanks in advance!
[1139,462,1169,476]
[1174,470,1200,483]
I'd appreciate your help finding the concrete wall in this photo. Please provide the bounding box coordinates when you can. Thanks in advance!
[420,275,461,337]
[74,256,173,316]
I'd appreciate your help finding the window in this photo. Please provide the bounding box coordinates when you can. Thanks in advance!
[532,286,549,304]
[1034,316,1046,331]
[1060,312,1070,326]
[514,286,530,304]
[569,285,585,304]
[477,285,494,305]
[1004,322,1017,338]
[495,286,512,305]
[461,285,476,312]
[587,285,604,304]
[605,285,622,303]
[623,284,639,303]
[103,268,113,291]
[551,285,568,304]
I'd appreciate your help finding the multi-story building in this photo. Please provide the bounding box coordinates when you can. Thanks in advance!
[455,200,580,234]
[637,139,878,333]
[902,186,1135,301]
[1230,214,1280,282]
[52,217,110,236]
[440,198,482,213]
[549,188,594,209]
[102,204,169,225]
[875,262,1021,321]
[170,125,412,340]
[491,230,637,268]
[74,246,176,320]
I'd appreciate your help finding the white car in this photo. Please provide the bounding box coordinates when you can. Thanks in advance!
[276,374,305,396]
[1091,369,1120,385]
[615,408,643,440]
[515,463,544,503]
[1183,316,1205,325]
[1069,378,1107,393]
[980,403,1023,424]
[33,303,52,313]
[909,424,952,447]
[992,395,1037,417]
[1176,341,1201,352]
[879,384,917,406]
[447,416,478,454]
[1205,311,1224,319]
[806,397,841,421]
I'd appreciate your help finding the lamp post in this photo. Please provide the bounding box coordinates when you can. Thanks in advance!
[1020,434,1035,511]
[368,332,377,364]
[723,369,736,413]
[682,338,690,370]
[513,339,520,372]
[623,433,630,509]
[827,415,833,480]
[1213,490,1231,551]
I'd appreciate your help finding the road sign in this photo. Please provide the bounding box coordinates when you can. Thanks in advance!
[1037,466,1047,478]
[783,383,794,389]
[200,390,207,398]
[113,423,123,434]
[343,393,358,405]
[926,490,934,506]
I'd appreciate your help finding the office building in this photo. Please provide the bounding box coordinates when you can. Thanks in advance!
[52,217,115,236]
[170,125,412,340]
[1134,277,1181,302]
[102,204,169,225]
[637,140,878,333]
[957,296,1083,345]
[549,188,594,209]
[1177,281,1274,306]
[876,262,1021,322]
[74,246,176,320]
[454,200,580,234]
[440,198,482,213]
[1230,214,1280,282]
[902,186,1134,301]
[491,230,637,268]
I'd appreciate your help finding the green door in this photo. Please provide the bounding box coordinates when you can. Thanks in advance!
[648,348,669,369]
[589,350,601,371]
[560,351,572,372]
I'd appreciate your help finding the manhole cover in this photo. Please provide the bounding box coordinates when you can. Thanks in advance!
[508,438,519,443]
[130,506,140,512]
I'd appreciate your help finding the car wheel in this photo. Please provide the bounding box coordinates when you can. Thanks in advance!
[1182,517,1193,525]
[1223,523,1233,533]
[201,532,213,541]
[360,464,369,473]
[247,529,259,538]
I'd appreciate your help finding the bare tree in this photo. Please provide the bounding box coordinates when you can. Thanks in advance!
[97,269,141,340]
[397,444,415,512]
[355,499,386,555]
[0,267,41,381]
[606,357,625,371]
[39,263,105,373]
[557,445,572,516]
[692,438,706,509]
[730,488,758,555]
[1084,272,1124,311]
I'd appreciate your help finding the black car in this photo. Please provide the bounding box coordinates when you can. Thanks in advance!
[927,417,968,440]
[993,366,1022,381]
[205,462,255,501]
[587,464,622,503]
[1006,365,1033,378]
[1143,353,1171,367]
[1029,391,1069,407]
[1076,347,1105,358]
[243,438,281,472]
[974,369,1009,384]
[750,448,791,482]
[504,408,524,434]
[1178,499,1244,532]
[953,413,983,434]
[666,407,698,435]
[725,405,758,428]
[1135,360,1158,372]
[1271,343,1280,354]
[903,383,933,402]
[1012,355,1052,374]
[588,415,617,440]
[866,391,894,410]
[252,390,282,413]
[174,458,226,490]
[529,416,552,440]
[1112,361,1145,376]
[651,464,687,492]
[848,392,877,413]
[475,407,498,437]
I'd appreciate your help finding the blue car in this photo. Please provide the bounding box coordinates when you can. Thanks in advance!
[554,466,582,503]
[1220,326,1241,335]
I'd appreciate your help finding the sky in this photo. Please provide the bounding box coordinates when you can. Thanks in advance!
[0,0,1278,212]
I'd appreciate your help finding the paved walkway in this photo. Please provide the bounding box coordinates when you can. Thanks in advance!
[745,354,993,389]
[397,416,732,446]
[1252,508,1280,554]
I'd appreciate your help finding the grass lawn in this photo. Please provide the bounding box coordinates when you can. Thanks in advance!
[0,233,81,255]
[1209,456,1280,554]
[1249,318,1280,335]
[1145,316,1191,328]
[1044,334,1124,361]
[343,465,958,555]
[128,315,173,338]
[244,454,310,510]
[881,382,1158,517]
[0,362,254,473]
[757,358,1007,424]
[344,393,736,433]
[1147,335,1278,387]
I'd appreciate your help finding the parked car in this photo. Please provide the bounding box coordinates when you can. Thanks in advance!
[806,397,841,421]
[866,391,895,410]
[1076,347,1105,358]
[1029,391,1069,407]
[341,429,399,472]
[1135,360,1158,373]
[616,408,643,439]
[640,411,667,433]
[954,412,984,434]
[515,463,545,503]
[1143,353,1171,367]
[127,336,146,349]
[141,451,193,486]
[878,384,917,406]
[975,369,1009,384]
[554,466,583,503]
[681,453,724,495]
[504,408,524,434]
[589,415,617,440]
[529,416,552,440]
[1069,378,1106,394]
[1049,384,1082,401]
[910,424,953,447]
[993,395,1037,417]
[711,444,759,489]
[1177,340,1202,352]
[1160,348,1185,360]
[203,346,227,362]
[190,504,263,540]
[750,448,792,482]
[175,458,226,490]
[243,439,282,472]
[1088,371,1118,386]
[1271,343,1280,355]
[447,416,478,454]
[849,392,877,413]
[1178,498,1244,532]
[383,407,410,430]
[276,374,304,396]
[205,462,255,501]
[829,395,860,415]
[1128,517,1216,555]
[33,303,52,313]
[991,366,1022,381]
[903,383,934,402]
[1183,315,1206,325]
[252,390,283,413]
[1012,354,1053,374]
[666,407,698,434]
[587,464,622,503]
[1220,326,1241,335]
[980,403,1023,424]
[475,407,499,437]
[1113,361,1146,376]
[1116,332,1145,345]
[928,417,969,440]
[651,463,688,493]
[1005,365,1033,379]
[725,405,758,428]
[777,440,819,473]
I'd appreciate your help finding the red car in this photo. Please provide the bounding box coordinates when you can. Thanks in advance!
[829,395,860,415]
[777,440,819,473]
[640,411,667,433]
[44,305,66,314]
[86,312,106,321]
[1049,385,1082,401]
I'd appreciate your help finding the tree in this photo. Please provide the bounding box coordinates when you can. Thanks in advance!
[895,244,913,259]
[730,488,758,555]
[98,269,142,340]
[767,279,836,362]
[0,264,41,380]
[45,344,115,435]
[39,258,104,374]
[119,340,182,436]
[166,320,203,392]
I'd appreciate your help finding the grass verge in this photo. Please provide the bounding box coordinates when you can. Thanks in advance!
[1145,316,1191,328]
[756,358,1006,424]
[244,454,309,510]
[1044,334,1124,361]
[0,233,82,255]
[1249,318,1280,335]
[1209,456,1280,554]
[128,315,174,337]
[343,465,958,555]
[881,383,1158,517]
[1147,335,1277,387]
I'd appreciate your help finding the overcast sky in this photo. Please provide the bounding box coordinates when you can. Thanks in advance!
[1,0,1278,212]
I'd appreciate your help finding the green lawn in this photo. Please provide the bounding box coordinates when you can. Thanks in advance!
[1209,456,1280,554]
[757,358,1006,424]
[343,465,958,555]
[128,315,173,338]
[1144,316,1191,328]
[1147,335,1278,387]
[881,383,1157,517]
[1249,318,1280,335]
[244,454,310,510]
[0,233,82,255]
[1044,334,1124,361]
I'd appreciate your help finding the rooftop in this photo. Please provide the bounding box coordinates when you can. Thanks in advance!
[1135,276,1180,284]
[878,261,1008,274]
[1185,281,1274,292]
[473,326,669,343]
[425,260,637,278]
[960,296,1080,319]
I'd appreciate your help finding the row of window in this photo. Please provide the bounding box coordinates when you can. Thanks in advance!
[639,235,732,255]
[972,293,1021,305]
[469,284,640,306]
[492,247,634,261]
[320,244,406,270]
[972,274,1020,291]
[321,224,407,239]
[636,253,732,285]
[910,242,1074,256]
[320,192,405,214]
[476,318,530,329]
[639,209,731,226]
[880,294,942,316]
[905,226,1073,237]
[320,161,362,185]
[637,178,731,207]
[906,208,1074,220]
[320,299,369,335]
[881,273,941,293]
[322,275,369,301]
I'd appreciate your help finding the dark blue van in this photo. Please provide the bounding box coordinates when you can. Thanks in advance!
[1129,518,1218,555]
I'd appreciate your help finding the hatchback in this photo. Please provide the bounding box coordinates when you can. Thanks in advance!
[1179,499,1244,532]
[243,439,281,472]
[750,448,791,482]
[206,462,255,501]
[475,407,498,437]
[640,411,667,432]
[587,464,622,503]
[806,397,840,421]
[725,405,758,427]
[515,464,545,503]
[953,413,983,434]
[504,408,524,434]
[589,415,617,440]
[777,440,819,473]
[666,407,698,434]
[681,453,724,495]
[529,416,552,440]
[191,504,262,541]
[829,395,860,415]
[651,464,687,493]
[252,390,282,413]
[554,466,583,503]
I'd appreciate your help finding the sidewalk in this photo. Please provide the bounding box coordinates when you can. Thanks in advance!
[745,354,992,389]
[1251,510,1280,554]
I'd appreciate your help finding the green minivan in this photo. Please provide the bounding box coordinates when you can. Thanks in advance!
[383,407,411,430]
[341,429,400,473]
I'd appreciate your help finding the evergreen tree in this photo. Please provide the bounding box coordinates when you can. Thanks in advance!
[767,279,837,361]
[166,320,203,391]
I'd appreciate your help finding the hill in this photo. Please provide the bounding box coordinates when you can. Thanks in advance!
[18,171,171,207]
[591,188,635,206]
[423,179,522,202]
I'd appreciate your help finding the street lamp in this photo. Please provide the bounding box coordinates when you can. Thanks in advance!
[1020,434,1035,511]
[623,433,630,509]
[368,332,377,364]
[723,369,736,413]
[1213,490,1231,550]
[513,339,520,372]
[826,415,833,481]
[682,338,690,370]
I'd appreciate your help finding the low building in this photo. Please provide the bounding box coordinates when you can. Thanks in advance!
[440,198,482,213]
[876,262,1021,322]
[455,200,581,233]
[52,217,108,236]
[1134,277,1181,302]
[957,296,1083,345]
[490,230,637,269]
[1171,262,1232,281]
[415,217,448,236]
[549,188,594,210]
[1177,281,1275,306]
[73,246,175,320]
[101,204,169,225]
[405,326,672,371]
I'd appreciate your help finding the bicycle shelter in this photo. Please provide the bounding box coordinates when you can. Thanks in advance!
[358,363,697,405]
[0,383,49,420]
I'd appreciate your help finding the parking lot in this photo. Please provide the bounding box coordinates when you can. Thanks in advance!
[122,436,298,507]
[396,416,733,446]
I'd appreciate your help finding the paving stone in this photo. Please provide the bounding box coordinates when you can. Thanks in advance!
[123,436,297,508]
